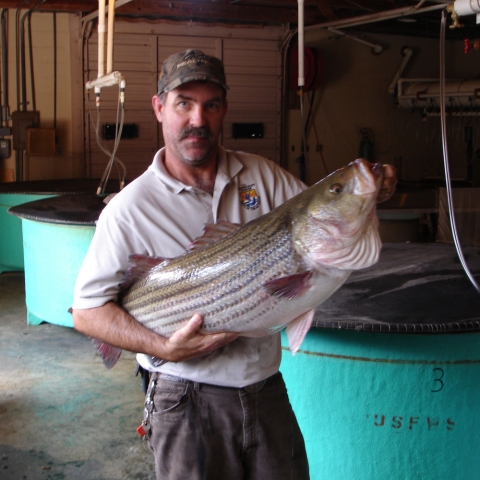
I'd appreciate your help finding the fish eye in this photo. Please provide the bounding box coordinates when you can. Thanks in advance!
[329,183,343,194]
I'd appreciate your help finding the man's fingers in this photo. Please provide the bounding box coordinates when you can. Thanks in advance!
[171,313,203,340]
[165,313,239,360]
[377,164,397,203]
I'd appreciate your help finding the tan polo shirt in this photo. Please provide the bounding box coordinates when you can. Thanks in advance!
[73,146,306,387]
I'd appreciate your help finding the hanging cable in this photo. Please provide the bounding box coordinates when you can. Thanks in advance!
[306,91,329,175]
[27,10,35,111]
[297,0,307,183]
[439,9,480,294]
[0,9,9,126]
[53,12,56,129]
[90,81,126,196]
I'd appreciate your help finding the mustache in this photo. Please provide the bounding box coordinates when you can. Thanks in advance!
[179,126,214,141]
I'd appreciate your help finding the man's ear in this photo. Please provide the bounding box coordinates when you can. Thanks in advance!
[152,95,163,122]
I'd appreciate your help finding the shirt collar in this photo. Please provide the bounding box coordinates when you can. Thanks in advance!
[149,146,243,194]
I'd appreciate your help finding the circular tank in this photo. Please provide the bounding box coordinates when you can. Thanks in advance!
[21,219,95,327]
[0,179,118,274]
[0,192,56,273]
[280,329,480,480]
[280,243,480,480]
[9,193,107,327]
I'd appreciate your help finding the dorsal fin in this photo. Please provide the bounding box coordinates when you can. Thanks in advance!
[189,220,241,251]
[120,254,167,291]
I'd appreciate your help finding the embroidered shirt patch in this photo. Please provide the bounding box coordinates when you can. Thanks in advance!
[239,184,260,210]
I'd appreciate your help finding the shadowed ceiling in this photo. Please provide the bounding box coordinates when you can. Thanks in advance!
[0,1,478,40]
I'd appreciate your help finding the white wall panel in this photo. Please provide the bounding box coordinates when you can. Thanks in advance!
[83,22,284,181]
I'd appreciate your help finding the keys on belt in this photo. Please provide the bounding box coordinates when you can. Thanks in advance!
[136,376,156,440]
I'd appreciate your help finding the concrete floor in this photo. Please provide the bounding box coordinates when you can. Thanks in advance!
[0,272,156,480]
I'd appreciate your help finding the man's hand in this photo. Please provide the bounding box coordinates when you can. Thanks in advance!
[377,164,397,203]
[73,303,238,365]
[163,313,239,362]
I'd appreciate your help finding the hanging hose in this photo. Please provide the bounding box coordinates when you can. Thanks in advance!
[439,10,480,294]
[297,87,307,183]
[53,12,56,129]
[19,10,29,111]
[27,11,35,111]
[306,90,329,176]
[1,9,9,126]
[89,81,127,195]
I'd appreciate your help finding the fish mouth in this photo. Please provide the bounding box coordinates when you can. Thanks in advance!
[353,158,383,195]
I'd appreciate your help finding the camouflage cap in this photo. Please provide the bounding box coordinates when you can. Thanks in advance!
[157,49,228,95]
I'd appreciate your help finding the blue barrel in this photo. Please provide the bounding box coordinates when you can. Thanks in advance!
[280,243,480,480]
[21,218,95,326]
[0,192,56,273]
[281,329,480,480]
[0,180,119,274]
[9,193,107,327]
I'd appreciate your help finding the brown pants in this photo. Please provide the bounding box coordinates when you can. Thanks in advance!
[147,372,309,480]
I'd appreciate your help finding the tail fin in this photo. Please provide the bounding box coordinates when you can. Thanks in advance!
[92,339,122,369]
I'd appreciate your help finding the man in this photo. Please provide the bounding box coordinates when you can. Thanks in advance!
[72,49,396,480]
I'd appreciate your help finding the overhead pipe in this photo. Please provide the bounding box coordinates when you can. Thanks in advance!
[106,0,115,74]
[81,0,133,24]
[85,0,127,194]
[85,0,124,91]
[306,2,449,31]
[388,46,414,94]
[396,78,480,108]
[453,0,480,18]
[97,0,105,79]
[327,27,383,54]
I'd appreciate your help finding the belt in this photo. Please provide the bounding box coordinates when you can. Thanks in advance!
[153,372,280,393]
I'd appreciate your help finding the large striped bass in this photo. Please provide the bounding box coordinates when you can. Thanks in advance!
[97,158,383,368]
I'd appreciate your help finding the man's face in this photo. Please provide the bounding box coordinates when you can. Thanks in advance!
[153,81,227,168]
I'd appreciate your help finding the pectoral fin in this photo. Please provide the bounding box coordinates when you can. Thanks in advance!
[92,339,122,369]
[263,271,312,300]
[286,309,315,355]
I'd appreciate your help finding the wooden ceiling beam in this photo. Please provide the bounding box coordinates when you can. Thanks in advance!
[0,0,328,25]
[0,1,98,13]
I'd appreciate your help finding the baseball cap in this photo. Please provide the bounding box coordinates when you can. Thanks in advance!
[157,49,229,95]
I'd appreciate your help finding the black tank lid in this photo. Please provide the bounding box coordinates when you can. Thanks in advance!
[8,193,109,226]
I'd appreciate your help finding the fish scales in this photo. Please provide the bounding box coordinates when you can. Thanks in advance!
[123,207,306,335]
[125,222,282,314]
[125,207,287,307]
[140,234,294,322]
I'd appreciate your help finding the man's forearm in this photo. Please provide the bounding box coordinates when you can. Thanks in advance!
[72,301,168,358]
[72,302,239,363]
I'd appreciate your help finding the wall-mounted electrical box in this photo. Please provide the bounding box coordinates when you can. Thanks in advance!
[232,123,264,139]
[12,111,40,150]
[27,128,56,156]
[0,139,11,158]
